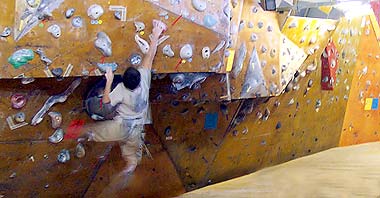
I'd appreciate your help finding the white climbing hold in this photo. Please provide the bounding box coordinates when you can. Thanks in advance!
[192,0,207,12]
[180,44,193,59]
[202,47,211,59]
[134,21,145,32]
[135,34,150,54]
[163,44,175,57]
[87,4,104,20]
[47,24,61,38]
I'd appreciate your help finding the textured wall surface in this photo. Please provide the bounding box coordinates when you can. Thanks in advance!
[340,15,380,146]
[0,0,379,197]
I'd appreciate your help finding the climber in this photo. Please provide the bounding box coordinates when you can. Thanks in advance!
[77,19,167,175]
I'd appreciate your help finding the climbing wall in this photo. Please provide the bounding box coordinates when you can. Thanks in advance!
[228,1,307,99]
[200,15,363,185]
[1,0,379,197]
[0,77,185,197]
[340,14,380,146]
[0,0,229,79]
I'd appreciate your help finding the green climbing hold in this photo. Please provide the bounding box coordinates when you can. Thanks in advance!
[8,49,34,69]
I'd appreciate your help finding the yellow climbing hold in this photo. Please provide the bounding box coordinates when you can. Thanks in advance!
[140,31,145,36]
[181,59,187,64]
[98,20,103,24]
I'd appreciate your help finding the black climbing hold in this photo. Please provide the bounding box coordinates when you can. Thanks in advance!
[164,126,171,136]
[275,122,281,129]
[52,68,63,77]
[171,100,179,107]
[188,146,197,152]
[197,107,205,114]
[220,104,228,115]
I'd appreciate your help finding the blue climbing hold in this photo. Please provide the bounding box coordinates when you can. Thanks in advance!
[96,62,118,72]
[203,15,217,28]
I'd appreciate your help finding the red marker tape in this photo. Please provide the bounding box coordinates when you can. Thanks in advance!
[175,58,183,71]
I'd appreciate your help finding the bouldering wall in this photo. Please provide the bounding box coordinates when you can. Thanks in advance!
[0,0,229,79]
[340,14,380,146]
[198,15,363,185]
[1,0,379,197]
[0,77,185,197]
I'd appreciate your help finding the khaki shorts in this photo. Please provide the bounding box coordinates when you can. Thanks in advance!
[85,120,143,166]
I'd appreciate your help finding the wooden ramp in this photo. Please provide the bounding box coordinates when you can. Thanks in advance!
[181,142,380,198]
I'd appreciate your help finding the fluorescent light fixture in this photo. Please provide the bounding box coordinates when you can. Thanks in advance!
[335,0,372,18]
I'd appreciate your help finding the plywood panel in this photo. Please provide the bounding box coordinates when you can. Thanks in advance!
[340,15,380,146]
[0,77,185,197]
[204,16,363,185]
[229,0,282,99]
[0,0,228,79]
[151,101,241,191]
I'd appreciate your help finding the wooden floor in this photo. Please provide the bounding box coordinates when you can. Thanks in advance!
[181,142,380,198]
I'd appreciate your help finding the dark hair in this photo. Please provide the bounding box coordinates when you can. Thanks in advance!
[123,67,141,90]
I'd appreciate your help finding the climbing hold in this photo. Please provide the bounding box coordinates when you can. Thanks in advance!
[242,127,248,135]
[21,77,35,85]
[128,53,142,67]
[65,8,75,19]
[274,100,280,107]
[96,62,118,72]
[202,47,211,59]
[35,48,52,66]
[180,44,193,59]
[192,0,207,12]
[72,16,83,28]
[203,15,217,28]
[87,4,104,20]
[315,99,321,112]
[232,42,247,78]
[134,21,145,32]
[288,98,295,105]
[95,32,112,57]
[239,20,245,32]
[49,128,64,144]
[135,34,149,54]
[252,6,258,13]
[267,25,273,32]
[11,94,27,109]
[48,112,62,129]
[114,11,122,20]
[57,149,70,163]
[75,143,86,158]
[261,46,267,53]
[247,21,254,28]
[288,22,297,28]
[8,49,34,69]
[164,126,172,136]
[250,33,258,42]
[270,49,276,58]
[51,68,63,77]
[258,21,264,29]
[309,36,317,44]
[275,122,282,129]
[14,112,26,123]
[9,172,16,179]
[47,24,61,38]
[0,27,12,37]
[307,79,313,88]
[263,108,270,121]
[163,44,175,57]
